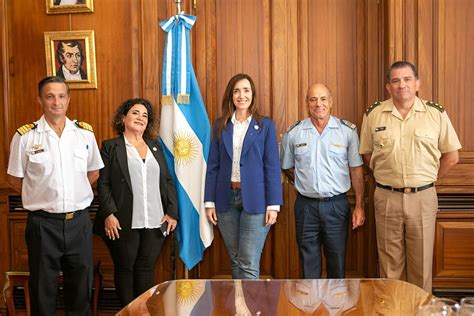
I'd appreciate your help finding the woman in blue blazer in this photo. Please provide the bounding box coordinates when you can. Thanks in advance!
[204,73,283,279]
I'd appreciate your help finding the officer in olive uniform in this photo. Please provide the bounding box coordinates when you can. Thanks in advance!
[359,61,461,292]
[7,76,104,315]
[281,83,365,279]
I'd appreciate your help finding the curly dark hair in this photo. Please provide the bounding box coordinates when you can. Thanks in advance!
[112,98,158,139]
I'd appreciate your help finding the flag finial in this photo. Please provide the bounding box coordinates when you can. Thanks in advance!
[174,0,183,14]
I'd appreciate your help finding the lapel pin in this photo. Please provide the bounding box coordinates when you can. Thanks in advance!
[153,147,157,151]
[254,125,259,130]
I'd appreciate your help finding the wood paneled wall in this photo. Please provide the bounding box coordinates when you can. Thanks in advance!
[1,1,474,311]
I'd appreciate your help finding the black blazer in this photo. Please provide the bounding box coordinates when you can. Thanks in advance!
[93,135,178,239]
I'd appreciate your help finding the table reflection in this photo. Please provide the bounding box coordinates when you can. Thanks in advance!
[117,278,432,315]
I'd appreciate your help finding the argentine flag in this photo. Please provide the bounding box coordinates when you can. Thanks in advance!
[159,14,212,270]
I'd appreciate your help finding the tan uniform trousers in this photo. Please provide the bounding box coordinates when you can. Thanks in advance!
[374,186,437,292]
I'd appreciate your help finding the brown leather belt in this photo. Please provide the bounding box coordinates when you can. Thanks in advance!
[230,182,241,189]
[376,182,434,193]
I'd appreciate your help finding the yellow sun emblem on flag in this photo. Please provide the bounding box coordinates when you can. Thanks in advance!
[173,131,198,166]
[176,280,204,305]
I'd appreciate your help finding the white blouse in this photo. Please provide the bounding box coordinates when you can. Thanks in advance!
[125,137,165,229]
[230,113,251,182]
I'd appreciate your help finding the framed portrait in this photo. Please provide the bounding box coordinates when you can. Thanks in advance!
[46,0,94,14]
[44,30,97,89]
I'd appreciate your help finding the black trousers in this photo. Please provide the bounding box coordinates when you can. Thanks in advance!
[294,193,350,279]
[25,209,92,316]
[104,228,165,307]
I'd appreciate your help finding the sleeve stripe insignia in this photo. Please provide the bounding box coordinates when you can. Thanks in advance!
[340,119,356,129]
[426,100,445,112]
[75,120,94,132]
[16,123,37,136]
[285,120,301,134]
[365,101,381,115]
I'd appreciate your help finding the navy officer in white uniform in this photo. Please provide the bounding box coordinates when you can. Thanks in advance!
[281,83,365,279]
[7,76,104,315]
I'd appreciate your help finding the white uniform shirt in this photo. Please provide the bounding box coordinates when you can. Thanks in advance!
[285,279,360,315]
[7,116,104,213]
[124,137,165,229]
[281,116,363,198]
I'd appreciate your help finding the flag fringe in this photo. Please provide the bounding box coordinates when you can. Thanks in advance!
[161,95,174,106]
[177,94,190,104]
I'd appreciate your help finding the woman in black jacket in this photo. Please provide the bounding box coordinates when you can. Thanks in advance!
[93,98,178,306]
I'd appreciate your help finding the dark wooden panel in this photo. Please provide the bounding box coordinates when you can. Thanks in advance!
[433,211,474,289]
[443,229,474,270]
[142,0,168,108]
[305,0,361,123]
[0,193,9,307]
[92,236,115,287]
[0,0,7,188]
[215,0,272,118]
[417,0,434,100]
[273,0,300,279]
[437,0,474,152]
[9,219,28,270]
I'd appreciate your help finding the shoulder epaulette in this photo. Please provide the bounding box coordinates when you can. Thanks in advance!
[285,120,301,134]
[75,120,94,132]
[16,123,37,136]
[365,101,381,115]
[426,100,445,113]
[340,119,356,130]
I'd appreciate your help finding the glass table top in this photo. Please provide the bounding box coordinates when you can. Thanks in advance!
[117,278,432,315]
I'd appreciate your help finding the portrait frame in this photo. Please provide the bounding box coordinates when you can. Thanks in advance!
[44,30,97,89]
[46,0,94,14]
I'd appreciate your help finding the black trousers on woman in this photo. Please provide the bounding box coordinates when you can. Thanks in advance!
[104,228,165,306]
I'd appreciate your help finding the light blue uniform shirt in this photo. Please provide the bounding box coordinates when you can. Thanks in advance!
[281,116,363,198]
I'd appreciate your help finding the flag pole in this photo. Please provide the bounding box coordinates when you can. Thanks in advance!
[159,3,213,279]
[174,0,183,14]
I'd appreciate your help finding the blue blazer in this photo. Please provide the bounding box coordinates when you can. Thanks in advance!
[204,116,283,214]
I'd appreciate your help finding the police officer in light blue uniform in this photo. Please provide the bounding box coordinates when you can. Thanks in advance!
[281,83,365,279]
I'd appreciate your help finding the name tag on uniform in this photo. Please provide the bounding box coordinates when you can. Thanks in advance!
[30,144,45,155]
[375,126,386,132]
[31,149,45,155]
[295,143,307,148]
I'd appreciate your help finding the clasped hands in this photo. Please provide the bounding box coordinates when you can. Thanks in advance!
[104,213,177,240]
